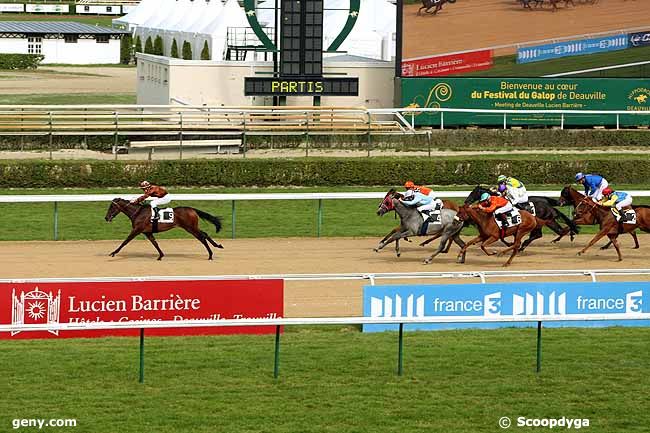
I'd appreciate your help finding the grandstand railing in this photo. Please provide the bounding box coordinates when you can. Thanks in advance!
[3,191,650,241]
[3,270,650,379]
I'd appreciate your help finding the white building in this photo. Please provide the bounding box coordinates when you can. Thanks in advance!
[0,21,129,64]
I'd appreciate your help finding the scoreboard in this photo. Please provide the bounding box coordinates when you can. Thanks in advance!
[244,77,359,96]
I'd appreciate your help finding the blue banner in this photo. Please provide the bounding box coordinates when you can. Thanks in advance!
[517,35,629,64]
[363,282,650,332]
[629,31,650,48]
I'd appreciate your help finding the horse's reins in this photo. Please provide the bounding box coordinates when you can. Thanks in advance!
[113,199,140,220]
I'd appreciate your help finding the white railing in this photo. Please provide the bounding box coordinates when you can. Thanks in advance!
[3,190,650,240]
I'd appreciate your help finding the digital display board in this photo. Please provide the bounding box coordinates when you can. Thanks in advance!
[398,0,650,78]
[244,77,359,96]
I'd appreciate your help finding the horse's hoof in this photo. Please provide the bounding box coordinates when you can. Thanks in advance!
[502,263,511,268]
[373,248,379,253]
[576,252,583,257]
[397,253,401,258]
[633,246,640,250]
[109,252,116,257]
[216,244,224,249]
[423,259,431,265]
[157,257,163,261]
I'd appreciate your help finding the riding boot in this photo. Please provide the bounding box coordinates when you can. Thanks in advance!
[498,214,509,239]
[152,207,160,221]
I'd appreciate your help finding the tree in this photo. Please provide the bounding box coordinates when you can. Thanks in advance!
[182,41,193,60]
[171,39,179,58]
[120,34,133,65]
[153,35,164,56]
[144,36,154,54]
[134,35,142,53]
[200,41,210,60]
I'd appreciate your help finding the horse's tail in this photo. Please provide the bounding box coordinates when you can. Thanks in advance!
[193,208,222,233]
[554,209,580,234]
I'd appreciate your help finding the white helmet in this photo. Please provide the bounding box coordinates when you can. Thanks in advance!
[140,180,151,188]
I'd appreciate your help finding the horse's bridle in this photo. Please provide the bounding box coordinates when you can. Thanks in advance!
[110,198,139,220]
[574,197,598,220]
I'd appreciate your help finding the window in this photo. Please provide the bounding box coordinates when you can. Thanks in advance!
[84,5,90,11]
[27,36,42,54]
[96,35,109,44]
[106,6,112,12]
[64,34,78,44]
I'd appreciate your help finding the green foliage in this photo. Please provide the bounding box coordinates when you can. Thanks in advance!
[0,53,44,70]
[170,38,179,58]
[119,34,132,65]
[200,41,210,60]
[2,156,650,188]
[134,35,142,53]
[153,35,164,56]
[144,36,153,54]
[182,40,192,60]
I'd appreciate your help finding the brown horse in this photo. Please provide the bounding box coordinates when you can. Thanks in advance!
[571,194,650,261]
[104,198,224,260]
[378,199,459,257]
[418,0,455,15]
[559,186,640,250]
[454,204,549,266]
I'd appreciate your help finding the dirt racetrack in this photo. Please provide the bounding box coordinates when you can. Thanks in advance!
[1,235,649,317]
[403,0,650,59]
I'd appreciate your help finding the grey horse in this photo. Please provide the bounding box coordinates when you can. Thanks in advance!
[374,190,466,264]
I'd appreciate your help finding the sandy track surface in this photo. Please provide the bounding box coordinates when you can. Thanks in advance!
[1,235,648,317]
[0,66,136,95]
[403,0,650,59]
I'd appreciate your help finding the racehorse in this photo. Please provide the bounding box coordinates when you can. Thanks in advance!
[378,199,459,257]
[559,186,640,250]
[454,204,549,266]
[418,0,455,16]
[104,198,224,260]
[564,189,650,261]
[462,185,578,250]
[375,190,466,264]
[522,0,574,10]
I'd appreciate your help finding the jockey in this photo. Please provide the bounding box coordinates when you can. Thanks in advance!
[575,172,609,202]
[478,192,513,228]
[400,189,436,221]
[404,180,443,211]
[599,187,633,222]
[497,174,529,207]
[131,180,171,221]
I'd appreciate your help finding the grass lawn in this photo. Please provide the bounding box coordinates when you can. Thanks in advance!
[0,13,115,28]
[0,93,136,105]
[2,185,650,241]
[459,46,650,78]
[1,326,648,433]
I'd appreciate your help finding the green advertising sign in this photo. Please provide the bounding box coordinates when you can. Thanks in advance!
[401,78,650,127]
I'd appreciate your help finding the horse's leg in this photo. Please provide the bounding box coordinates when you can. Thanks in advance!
[375,230,408,252]
[183,227,214,260]
[419,232,442,247]
[144,233,165,261]
[607,234,623,262]
[201,230,224,249]
[630,231,640,249]
[109,229,141,257]
[519,227,543,252]
[457,235,484,261]
[423,228,452,264]
[503,229,527,267]
[577,227,610,256]
[452,234,466,263]
[480,236,500,256]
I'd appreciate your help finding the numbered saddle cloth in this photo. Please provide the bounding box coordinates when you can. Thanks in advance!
[152,207,175,223]
[494,209,522,228]
[420,210,441,224]
[619,209,637,225]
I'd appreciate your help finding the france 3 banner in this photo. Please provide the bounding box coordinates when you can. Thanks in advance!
[363,282,649,332]
[0,279,283,339]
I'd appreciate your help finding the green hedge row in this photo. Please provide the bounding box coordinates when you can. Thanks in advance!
[1,157,649,188]
[0,53,44,70]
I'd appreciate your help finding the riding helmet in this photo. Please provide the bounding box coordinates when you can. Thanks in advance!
[602,187,613,196]
[480,192,490,202]
[140,180,151,188]
[497,175,507,183]
[575,172,585,182]
[404,180,415,189]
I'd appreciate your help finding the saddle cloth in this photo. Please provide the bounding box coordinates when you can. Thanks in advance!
[494,209,522,228]
[517,201,536,217]
[616,209,637,225]
[420,210,442,224]
[152,207,174,223]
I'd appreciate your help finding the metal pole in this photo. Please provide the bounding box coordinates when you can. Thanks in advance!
[367,112,372,157]
[179,112,183,160]
[397,323,404,376]
[427,130,432,158]
[48,111,53,160]
[231,200,236,239]
[139,328,145,383]
[561,113,564,130]
[305,111,309,158]
[616,114,620,130]
[440,111,444,130]
[273,324,281,378]
[536,321,542,374]
[242,112,247,159]
[53,201,58,241]
[113,111,119,160]
[317,199,323,237]
[503,113,507,130]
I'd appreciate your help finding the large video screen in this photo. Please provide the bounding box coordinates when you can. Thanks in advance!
[400,0,650,78]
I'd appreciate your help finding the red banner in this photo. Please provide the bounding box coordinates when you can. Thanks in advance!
[402,50,493,77]
[0,279,283,339]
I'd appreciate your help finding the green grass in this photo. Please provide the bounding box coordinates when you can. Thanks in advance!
[1,326,648,433]
[0,93,136,105]
[0,13,115,28]
[459,46,650,78]
[2,185,650,241]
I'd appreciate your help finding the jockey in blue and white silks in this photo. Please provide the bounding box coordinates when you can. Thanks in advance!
[400,190,436,215]
[575,172,609,202]
[600,187,633,221]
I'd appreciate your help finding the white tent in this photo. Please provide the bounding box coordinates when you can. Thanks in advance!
[112,0,159,31]
[161,0,208,56]
[194,0,249,60]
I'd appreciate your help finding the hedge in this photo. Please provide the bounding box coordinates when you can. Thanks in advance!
[2,157,650,188]
[0,53,44,70]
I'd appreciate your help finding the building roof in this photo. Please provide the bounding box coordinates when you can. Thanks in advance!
[0,21,129,35]
[325,54,390,64]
